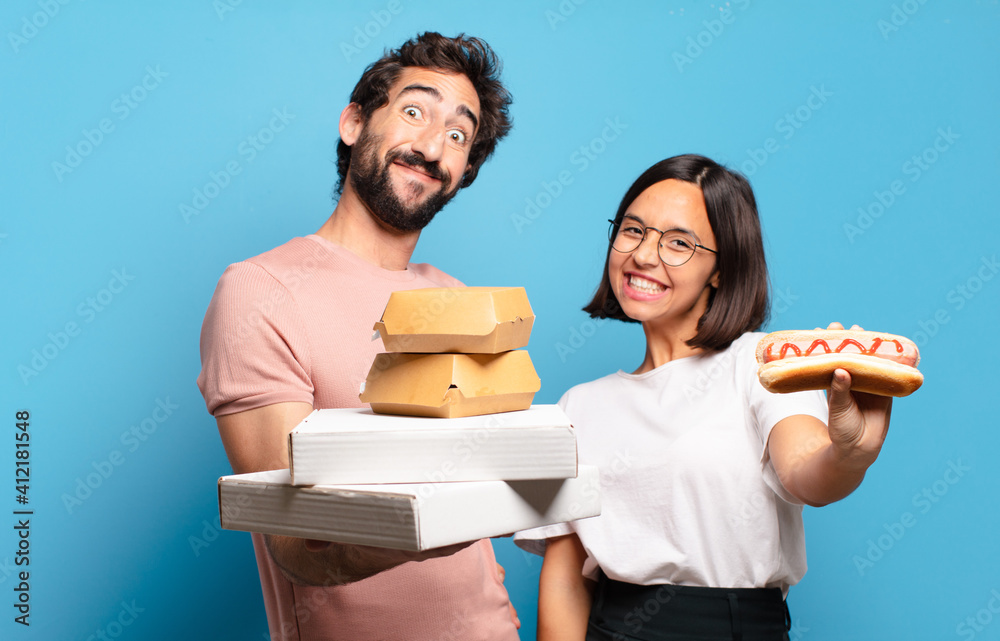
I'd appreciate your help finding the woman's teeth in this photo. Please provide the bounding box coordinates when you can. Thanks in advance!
[629,275,665,293]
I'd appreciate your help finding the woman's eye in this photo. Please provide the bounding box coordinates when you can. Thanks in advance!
[666,235,694,249]
[404,106,423,120]
[449,129,467,144]
[622,226,644,237]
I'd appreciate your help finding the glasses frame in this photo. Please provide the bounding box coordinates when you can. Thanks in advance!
[607,218,717,267]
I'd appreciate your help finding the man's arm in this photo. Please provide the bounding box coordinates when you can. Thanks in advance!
[217,402,473,586]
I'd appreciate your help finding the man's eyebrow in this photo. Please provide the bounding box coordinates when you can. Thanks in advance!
[397,84,479,132]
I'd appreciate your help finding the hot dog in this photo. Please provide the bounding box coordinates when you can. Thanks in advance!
[756,329,923,397]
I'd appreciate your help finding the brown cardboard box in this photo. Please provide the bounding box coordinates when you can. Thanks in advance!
[359,351,541,418]
[374,287,534,354]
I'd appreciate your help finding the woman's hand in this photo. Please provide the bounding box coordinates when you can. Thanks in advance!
[823,322,893,471]
[768,322,894,506]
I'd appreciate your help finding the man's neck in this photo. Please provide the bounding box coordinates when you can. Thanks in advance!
[315,188,420,271]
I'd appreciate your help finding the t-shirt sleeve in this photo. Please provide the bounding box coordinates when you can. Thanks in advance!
[197,261,315,417]
[514,522,574,557]
[744,336,829,504]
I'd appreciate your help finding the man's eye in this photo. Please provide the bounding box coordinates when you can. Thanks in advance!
[448,129,467,144]
[403,106,423,120]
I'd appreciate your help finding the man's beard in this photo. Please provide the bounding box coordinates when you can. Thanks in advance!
[349,128,459,233]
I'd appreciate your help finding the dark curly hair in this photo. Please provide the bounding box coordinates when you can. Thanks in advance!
[334,32,513,196]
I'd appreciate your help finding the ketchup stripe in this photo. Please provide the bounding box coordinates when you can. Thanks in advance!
[765,337,907,363]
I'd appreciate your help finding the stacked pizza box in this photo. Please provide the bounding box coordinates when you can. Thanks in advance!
[218,287,601,552]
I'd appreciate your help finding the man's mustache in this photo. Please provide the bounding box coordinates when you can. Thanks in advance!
[387,151,448,184]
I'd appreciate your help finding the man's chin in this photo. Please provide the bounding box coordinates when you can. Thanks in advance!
[390,176,449,204]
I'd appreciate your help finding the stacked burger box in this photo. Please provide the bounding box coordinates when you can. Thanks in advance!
[218,287,600,552]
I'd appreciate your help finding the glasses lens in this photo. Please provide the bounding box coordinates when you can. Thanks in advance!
[658,231,697,266]
[611,222,643,253]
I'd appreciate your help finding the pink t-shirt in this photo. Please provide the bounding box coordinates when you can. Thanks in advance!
[198,234,518,641]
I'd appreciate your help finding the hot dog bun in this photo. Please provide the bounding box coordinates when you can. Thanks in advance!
[756,330,923,397]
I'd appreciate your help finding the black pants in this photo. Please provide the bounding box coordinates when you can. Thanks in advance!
[585,573,791,641]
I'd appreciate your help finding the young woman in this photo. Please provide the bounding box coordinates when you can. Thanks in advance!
[516,155,892,641]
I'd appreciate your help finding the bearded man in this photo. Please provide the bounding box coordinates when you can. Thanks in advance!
[197,32,518,641]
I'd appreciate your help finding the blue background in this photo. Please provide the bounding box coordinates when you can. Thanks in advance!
[2,1,998,639]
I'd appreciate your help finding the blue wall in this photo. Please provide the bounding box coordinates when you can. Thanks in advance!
[3,1,998,639]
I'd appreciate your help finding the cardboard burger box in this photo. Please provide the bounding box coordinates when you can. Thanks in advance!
[288,405,577,486]
[218,465,601,551]
[374,287,534,354]
[359,350,541,418]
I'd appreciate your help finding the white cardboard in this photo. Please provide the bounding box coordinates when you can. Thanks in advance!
[219,465,601,551]
[288,405,577,485]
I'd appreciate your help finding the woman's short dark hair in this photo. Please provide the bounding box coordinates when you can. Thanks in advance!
[583,154,769,352]
[334,32,513,196]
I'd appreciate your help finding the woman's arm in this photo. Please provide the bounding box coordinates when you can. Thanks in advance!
[538,533,596,641]
[767,367,892,507]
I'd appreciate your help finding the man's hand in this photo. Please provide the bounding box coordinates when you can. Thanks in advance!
[496,562,521,629]
[218,402,476,586]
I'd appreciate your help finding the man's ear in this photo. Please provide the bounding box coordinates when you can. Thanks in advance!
[339,103,363,146]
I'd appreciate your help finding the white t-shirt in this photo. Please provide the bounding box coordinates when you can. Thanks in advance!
[515,332,828,592]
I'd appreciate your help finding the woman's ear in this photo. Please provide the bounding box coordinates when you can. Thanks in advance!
[710,270,720,289]
[339,103,363,146]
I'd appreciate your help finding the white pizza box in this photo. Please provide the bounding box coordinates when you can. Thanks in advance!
[288,405,577,486]
[218,465,601,551]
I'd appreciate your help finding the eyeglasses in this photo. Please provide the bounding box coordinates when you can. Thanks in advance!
[608,218,717,267]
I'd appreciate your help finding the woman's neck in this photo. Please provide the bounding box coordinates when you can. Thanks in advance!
[632,320,704,374]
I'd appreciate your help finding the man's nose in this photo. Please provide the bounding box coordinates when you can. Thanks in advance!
[410,126,445,162]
